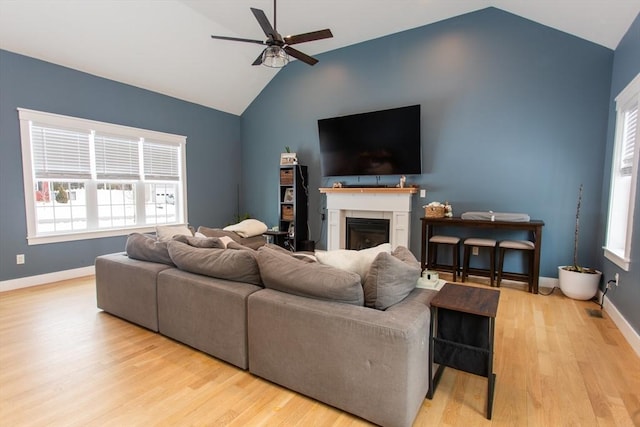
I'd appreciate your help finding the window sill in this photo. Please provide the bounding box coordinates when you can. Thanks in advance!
[27,226,158,245]
[603,247,630,271]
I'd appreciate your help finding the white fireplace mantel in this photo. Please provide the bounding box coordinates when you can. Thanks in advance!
[319,188,417,250]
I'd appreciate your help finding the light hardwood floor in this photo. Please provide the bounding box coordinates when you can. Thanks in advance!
[0,276,638,426]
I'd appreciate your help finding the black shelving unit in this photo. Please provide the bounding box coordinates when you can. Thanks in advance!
[279,164,308,251]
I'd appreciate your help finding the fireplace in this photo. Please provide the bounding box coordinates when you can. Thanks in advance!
[320,187,417,251]
[346,218,390,250]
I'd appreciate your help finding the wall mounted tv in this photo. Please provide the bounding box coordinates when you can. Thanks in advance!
[317,104,422,177]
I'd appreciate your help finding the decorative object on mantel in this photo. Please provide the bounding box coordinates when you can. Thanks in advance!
[399,175,406,188]
[424,201,453,218]
[558,184,602,300]
[332,182,343,188]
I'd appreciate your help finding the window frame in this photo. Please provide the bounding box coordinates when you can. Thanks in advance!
[18,108,188,245]
[604,73,640,271]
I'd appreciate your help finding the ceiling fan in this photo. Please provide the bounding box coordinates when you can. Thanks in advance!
[210,0,333,67]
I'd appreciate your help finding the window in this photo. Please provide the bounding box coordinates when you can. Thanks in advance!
[18,108,187,245]
[604,73,639,271]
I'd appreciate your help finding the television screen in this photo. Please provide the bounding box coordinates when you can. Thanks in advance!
[317,105,422,177]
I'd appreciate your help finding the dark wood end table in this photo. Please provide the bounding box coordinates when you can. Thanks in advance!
[427,282,500,419]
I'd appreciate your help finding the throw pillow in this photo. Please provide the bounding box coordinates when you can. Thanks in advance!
[156,224,193,242]
[315,243,392,281]
[167,240,261,285]
[223,218,268,238]
[125,233,174,265]
[257,246,364,306]
[363,250,420,310]
[391,245,421,268]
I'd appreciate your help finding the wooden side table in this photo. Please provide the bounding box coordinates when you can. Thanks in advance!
[427,283,500,419]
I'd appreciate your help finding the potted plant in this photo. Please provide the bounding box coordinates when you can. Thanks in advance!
[558,184,602,300]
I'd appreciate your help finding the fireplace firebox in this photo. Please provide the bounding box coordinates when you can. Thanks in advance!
[346,217,390,250]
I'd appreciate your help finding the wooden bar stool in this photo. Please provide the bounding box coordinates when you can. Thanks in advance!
[497,240,535,292]
[462,238,497,286]
[428,235,460,281]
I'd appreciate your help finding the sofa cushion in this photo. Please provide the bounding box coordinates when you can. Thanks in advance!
[197,225,266,250]
[167,240,261,285]
[223,218,268,238]
[172,234,225,248]
[257,246,364,306]
[314,243,391,281]
[264,243,317,263]
[125,233,174,265]
[363,249,421,310]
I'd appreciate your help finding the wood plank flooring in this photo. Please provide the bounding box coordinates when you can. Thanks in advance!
[0,276,638,426]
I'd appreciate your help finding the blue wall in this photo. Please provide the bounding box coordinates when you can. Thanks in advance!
[0,50,242,281]
[241,8,613,279]
[600,13,640,334]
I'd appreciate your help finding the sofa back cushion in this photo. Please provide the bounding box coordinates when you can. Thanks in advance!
[167,240,261,285]
[257,246,364,306]
[363,247,421,310]
[125,233,174,265]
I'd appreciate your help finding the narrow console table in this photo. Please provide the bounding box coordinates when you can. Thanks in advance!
[427,283,500,419]
[420,217,544,294]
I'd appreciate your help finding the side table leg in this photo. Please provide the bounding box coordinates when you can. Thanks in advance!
[486,317,496,419]
[487,372,496,419]
[427,308,435,399]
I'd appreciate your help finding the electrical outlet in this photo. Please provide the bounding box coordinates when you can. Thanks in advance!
[615,273,619,287]
[420,189,426,198]
[472,246,479,256]
[16,254,25,265]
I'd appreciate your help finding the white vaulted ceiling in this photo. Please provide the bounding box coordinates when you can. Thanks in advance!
[1,0,639,115]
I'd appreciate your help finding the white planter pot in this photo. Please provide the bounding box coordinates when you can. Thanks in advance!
[558,266,602,300]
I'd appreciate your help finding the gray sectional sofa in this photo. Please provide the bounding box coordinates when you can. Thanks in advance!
[95,231,437,427]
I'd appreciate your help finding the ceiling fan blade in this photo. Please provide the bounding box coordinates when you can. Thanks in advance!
[211,35,265,45]
[251,7,276,38]
[252,50,265,66]
[284,46,318,66]
[284,29,333,45]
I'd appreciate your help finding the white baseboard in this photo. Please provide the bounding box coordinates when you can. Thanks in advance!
[539,276,558,289]
[0,266,95,292]
[602,293,640,358]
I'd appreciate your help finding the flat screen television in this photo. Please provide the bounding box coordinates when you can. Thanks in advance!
[317,104,422,177]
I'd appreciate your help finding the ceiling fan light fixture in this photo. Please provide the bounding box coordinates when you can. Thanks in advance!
[262,46,289,68]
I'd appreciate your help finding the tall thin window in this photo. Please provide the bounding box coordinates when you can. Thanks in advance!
[604,73,639,271]
[19,108,188,245]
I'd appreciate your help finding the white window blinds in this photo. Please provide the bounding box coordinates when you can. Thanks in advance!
[31,124,91,179]
[620,102,638,176]
[94,133,140,179]
[143,140,180,181]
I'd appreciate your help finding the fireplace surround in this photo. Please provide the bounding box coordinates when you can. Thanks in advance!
[320,187,417,251]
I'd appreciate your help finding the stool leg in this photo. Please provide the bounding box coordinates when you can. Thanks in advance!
[462,246,470,282]
[497,247,505,287]
[528,250,535,293]
[453,243,459,282]
[489,246,495,286]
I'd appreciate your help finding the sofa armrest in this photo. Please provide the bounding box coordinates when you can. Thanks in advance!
[248,288,436,427]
